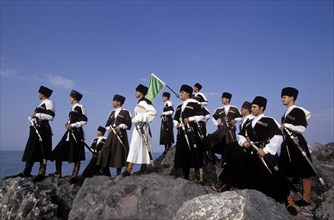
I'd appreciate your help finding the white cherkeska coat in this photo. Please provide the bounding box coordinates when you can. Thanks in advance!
[126,99,157,164]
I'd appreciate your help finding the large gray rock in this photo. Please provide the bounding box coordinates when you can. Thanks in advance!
[175,189,293,220]
[1,142,333,220]
[312,142,334,188]
[68,173,207,220]
[315,186,334,220]
[0,176,81,220]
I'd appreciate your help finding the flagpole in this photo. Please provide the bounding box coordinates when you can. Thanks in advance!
[165,84,181,99]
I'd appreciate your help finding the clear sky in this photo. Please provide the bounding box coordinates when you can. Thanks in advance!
[1,0,333,153]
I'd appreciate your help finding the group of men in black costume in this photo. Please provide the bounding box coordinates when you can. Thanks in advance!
[13,82,316,216]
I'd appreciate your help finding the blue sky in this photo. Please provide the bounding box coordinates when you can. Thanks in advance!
[1,0,333,153]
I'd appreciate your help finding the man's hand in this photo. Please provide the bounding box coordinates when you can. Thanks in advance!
[257,148,266,157]
[243,141,251,149]
[115,126,121,133]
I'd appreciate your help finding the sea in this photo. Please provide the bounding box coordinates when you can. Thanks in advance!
[0,151,162,179]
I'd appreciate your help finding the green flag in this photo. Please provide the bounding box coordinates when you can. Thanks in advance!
[146,73,166,102]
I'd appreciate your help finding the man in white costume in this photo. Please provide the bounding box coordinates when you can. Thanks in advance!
[122,84,157,176]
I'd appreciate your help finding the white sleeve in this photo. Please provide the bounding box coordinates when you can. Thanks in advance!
[189,115,205,123]
[238,135,247,147]
[263,135,283,155]
[132,102,157,123]
[36,113,54,121]
[284,123,306,134]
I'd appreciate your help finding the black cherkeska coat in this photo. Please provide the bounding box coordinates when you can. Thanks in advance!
[82,136,107,177]
[174,99,204,170]
[208,105,241,154]
[159,101,175,145]
[22,101,55,164]
[279,107,315,178]
[51,103,87,162]
[97,109,132,168]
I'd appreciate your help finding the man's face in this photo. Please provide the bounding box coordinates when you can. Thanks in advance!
[281,96,294,106]
[38,93,44,100]
[112,100,120,108]
[70,96,75,104]
[193,87,199,93]
[135,91,142,98]
[180,91,189,101]
[241,107,250,117]
[162,96,168,102]
[221,97,229,105]
[251,104,262,116]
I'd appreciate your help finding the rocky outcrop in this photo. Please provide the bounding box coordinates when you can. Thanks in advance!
[175,189,293,220]
[68,174,207,220]
[0,176,82,220]
[1,142,333,220]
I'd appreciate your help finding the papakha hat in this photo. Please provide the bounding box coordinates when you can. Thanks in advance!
[136,84,148,95]
[281,87,299,101]
[113,94,126,105]
[38,86,53,98]
[180,84,193,95]
[70,90,83,101]
[252,96,267,110]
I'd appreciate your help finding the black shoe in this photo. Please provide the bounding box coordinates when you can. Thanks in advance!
[285,197,298,216]
[116,170,122,176]
[34,174,45,182]
[49,172,62,178]
[69,176,78,184]
[121,170,131,177]
[286,204,298,216]
[211,179,230,192]
[134,165,147,175]
[295,199,311,206]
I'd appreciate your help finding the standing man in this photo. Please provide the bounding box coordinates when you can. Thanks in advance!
[82,126,107,178]
[280,87,315,207]
[212,96,297,216]
[97,94,132,176]
[17,86,55,182]
[207,92,241,165]
[192,82,208,106]
[159,92,175,156]
[173,84,205,185]
[122,84,157,176]
[51,90,87,182]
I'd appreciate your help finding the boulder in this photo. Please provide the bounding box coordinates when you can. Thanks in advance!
[174,189,293,220]
[68,173,207,220]
[0,176,82,220]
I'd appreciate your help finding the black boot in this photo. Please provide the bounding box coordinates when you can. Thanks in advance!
[211,178,230,192]
[69,162,80,184]
[134,164,147,175]
[285,195,298,216]
[34,163,46,182]
[183,168,190,180]
[49,160,62,177]
[116,168,122,176]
